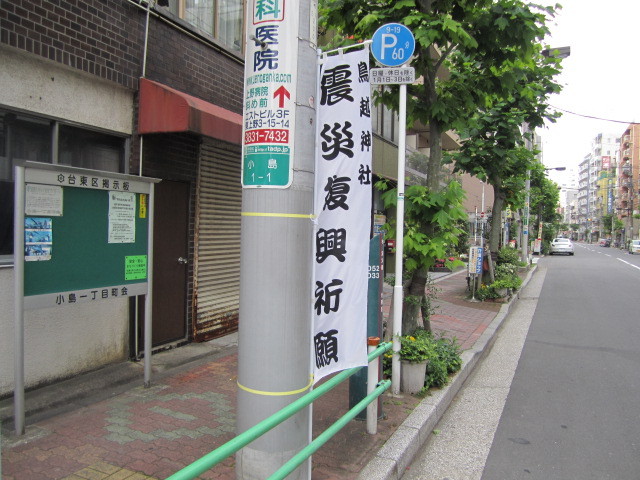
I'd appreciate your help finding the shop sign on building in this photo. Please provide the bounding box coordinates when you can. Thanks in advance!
[241,0,298,188]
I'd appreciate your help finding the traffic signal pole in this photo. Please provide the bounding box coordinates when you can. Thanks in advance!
[236,1,317,478]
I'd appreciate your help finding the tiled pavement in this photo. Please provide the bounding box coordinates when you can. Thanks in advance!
[2,269,500,480]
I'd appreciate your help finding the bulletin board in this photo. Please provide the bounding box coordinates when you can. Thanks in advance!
[17,162,160,309]
[13,162,161,435]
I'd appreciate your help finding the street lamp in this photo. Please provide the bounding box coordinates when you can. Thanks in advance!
[542,46,571,58]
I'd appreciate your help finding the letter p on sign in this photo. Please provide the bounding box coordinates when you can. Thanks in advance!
[380,33,398,60]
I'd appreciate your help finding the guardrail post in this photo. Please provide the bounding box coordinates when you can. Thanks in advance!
[367,337,380,434]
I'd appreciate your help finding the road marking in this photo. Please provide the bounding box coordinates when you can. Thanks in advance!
[616,258,640,272]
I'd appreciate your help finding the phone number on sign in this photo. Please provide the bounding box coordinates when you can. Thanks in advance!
[244,129,289,145]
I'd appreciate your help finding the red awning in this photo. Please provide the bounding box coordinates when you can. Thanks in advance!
[138,78,242,144]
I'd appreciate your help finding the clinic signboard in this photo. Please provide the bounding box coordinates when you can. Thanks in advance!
[241,0,298,188]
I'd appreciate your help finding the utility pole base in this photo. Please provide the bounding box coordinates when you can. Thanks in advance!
[236,447,309,480]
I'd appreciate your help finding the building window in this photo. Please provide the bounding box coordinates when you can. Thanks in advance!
[0,110,126,263]
[59,126,123,172]
[163,0,244,53]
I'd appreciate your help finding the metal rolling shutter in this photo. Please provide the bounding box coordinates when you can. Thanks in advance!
[194,139,242,340]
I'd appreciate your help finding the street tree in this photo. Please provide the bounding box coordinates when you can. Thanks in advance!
[319,0,562,331]
[319,0,562,190]
[376,179,468,334]
[530,167,561,246]
[530,166,561,225]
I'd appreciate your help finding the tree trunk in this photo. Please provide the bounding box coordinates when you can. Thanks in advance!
[420,292,432,333]
[402,268,429,334]
[489,180,506,253]
[400,39,440,336]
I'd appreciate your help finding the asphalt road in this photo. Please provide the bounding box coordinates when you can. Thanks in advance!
[402,243,640,480]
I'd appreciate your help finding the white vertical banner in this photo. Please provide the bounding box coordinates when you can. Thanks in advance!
[313,46,373,383]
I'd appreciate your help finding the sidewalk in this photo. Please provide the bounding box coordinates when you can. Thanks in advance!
[1,268,523,480]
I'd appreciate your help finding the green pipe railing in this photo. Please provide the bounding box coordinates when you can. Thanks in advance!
[267,379,391,480]
[166,341,392,480]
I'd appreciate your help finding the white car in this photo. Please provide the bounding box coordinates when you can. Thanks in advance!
[630,240,640,254]
[549,238,574,255]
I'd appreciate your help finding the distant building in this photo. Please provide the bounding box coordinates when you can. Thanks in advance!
[616,125,640,243]
[576,133,620,241]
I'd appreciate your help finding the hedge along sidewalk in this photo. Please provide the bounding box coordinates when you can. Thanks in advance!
[358,264,538,480]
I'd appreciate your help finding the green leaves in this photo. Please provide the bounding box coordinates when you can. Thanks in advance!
[376,180,467,273]
[392,0,416,10]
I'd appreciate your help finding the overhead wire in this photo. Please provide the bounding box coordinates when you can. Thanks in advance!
[549,105,639,125]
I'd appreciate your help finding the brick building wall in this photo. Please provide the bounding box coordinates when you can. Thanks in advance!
[144,18,244,114]
[1,0,244,115]
[1,0,143,89]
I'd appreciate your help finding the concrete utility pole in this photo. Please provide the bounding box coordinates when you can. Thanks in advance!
[522,134,531,262]
[236,1,317,478]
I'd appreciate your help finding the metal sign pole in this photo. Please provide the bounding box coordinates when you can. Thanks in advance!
[371,22,415,396]
[144,182,155,387]
[391,82,407,395]
[13,165,26,435]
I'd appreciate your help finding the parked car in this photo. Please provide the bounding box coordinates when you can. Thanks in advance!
[549,238,575,255]
[630,240,640,254]
[599,238,611,247]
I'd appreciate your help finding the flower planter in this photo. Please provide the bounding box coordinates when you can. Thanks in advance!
[401,360,428,394]
[487,296,509,303]
[495,287,508,297]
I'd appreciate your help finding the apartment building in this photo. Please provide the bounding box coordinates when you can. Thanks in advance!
[617,124,640,243]
[576,133,620,241]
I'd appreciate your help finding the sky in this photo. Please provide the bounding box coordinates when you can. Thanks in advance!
[537,0,640,184]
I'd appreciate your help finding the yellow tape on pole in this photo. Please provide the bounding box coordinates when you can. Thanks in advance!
[241,212,315,219]
[237,375,314,396]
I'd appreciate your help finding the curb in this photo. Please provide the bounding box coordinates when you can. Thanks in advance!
[357,264,539,480]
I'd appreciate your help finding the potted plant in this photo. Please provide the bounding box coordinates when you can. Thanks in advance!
[399,330,434,394]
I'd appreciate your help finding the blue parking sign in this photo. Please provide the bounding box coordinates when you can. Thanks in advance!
[372,23,415,67]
